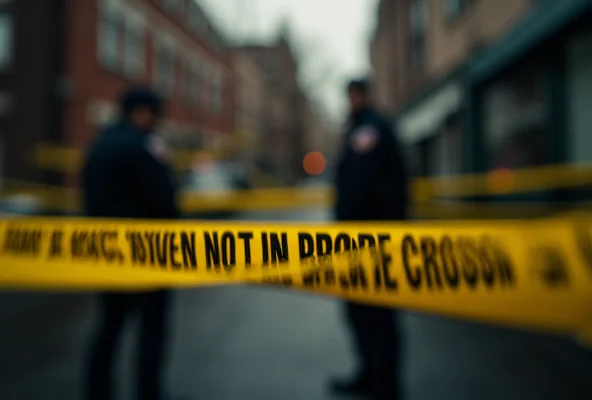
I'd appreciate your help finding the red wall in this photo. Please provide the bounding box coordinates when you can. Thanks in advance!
[61,0,235,185]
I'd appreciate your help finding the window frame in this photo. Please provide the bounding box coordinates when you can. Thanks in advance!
[97,8,121,70]
[0,10,13,71]
[154,40,175,95]
[185,58,199,106]
[122,18,145,78]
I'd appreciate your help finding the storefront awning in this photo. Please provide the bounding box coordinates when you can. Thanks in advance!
[469,0,592,83]
[397,82,462,143]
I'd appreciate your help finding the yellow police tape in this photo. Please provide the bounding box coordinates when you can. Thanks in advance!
[3,179,592,219]
[1,217,592,339]
[33,143,592,199]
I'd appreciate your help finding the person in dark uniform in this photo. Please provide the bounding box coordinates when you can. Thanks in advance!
[329,79,408,400]
[83,86,179,400]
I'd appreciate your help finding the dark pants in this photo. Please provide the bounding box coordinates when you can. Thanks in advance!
[345,301,400,397]
[86,290,170,400]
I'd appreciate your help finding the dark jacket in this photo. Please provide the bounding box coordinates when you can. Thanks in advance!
[335,107,408,221]
[82,122,179,219]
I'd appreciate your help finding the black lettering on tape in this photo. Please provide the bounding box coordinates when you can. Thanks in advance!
[402,234,515,291]
[402,235,422,290]
[270,232,289,264]
[495,246,515,286]
[440,236,459,289]
[302,266,339,289]
[180,232,197,270]
[204,231,236,271]
[421,237,443,290]
[144,232,156,264]
[238,232,253,266]
[221,231,236,271]
[339,263,368,291]
[71,230,121,262]
[358,234,376,249]
[374,262,382,289]
[168,233,181,269]
[378,252,397,291]
[298,232,314,259]
[155,233,169,268]
[325,268,336,287]
[261,232,269,264]
[334,233,351,253]
[303,270,321,287]
[316,233,332,257]
[458,238,478,288]
[479,236,496,287]
[3,228,43,255]
[124,231,193,269]
[377,234,397,291]
[126,232,146,264]
[48,230,64,258]
[204,231,220,269]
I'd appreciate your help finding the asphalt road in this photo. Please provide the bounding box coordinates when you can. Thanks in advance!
[1,208,592,399]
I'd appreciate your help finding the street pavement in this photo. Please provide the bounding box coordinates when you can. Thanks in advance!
[1,208,592,399]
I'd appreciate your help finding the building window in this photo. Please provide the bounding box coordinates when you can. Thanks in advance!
[410,0,428,70]
[123,22,144,77]
[155,44,175,94]
[97,9,121,69]
[445,0,472,21]
[185,61,198,106]
[482,64,550,171]
[211,70,222,113]
[0,12,12,69]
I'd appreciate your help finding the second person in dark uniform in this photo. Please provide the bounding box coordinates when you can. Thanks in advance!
[329,79,409,400]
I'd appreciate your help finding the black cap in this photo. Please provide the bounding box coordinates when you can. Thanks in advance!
[118,85,163,118]
[347,78,370,94]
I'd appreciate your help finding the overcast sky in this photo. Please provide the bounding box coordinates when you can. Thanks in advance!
[198,0,379,121]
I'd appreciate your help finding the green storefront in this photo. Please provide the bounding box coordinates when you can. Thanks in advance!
[466,0,592,175]
[398,0,592,203]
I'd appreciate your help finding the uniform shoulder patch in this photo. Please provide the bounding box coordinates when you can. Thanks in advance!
[144,134,169,162]
[350,125,379,154]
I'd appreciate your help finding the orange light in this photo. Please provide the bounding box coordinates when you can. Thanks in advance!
[303,151,326,176]
[487,168,515,193]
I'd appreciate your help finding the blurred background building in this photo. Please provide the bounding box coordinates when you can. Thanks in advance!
[0,0,333,191]
[230,49,263,181]
[371,0,592,190]
[238,23,308,186]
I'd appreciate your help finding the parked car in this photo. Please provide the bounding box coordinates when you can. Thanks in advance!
[182,161,251,219]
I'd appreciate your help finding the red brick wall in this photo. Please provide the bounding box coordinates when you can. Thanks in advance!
[62,0,235,185]
[372,0,532,113]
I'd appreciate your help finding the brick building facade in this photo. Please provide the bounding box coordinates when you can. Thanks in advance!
[0,0,235,187]
[238,29,308,185]
[231,50,264,178]
[370,0,533,176]
[370,0,530,115]
[371,0,592,207]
